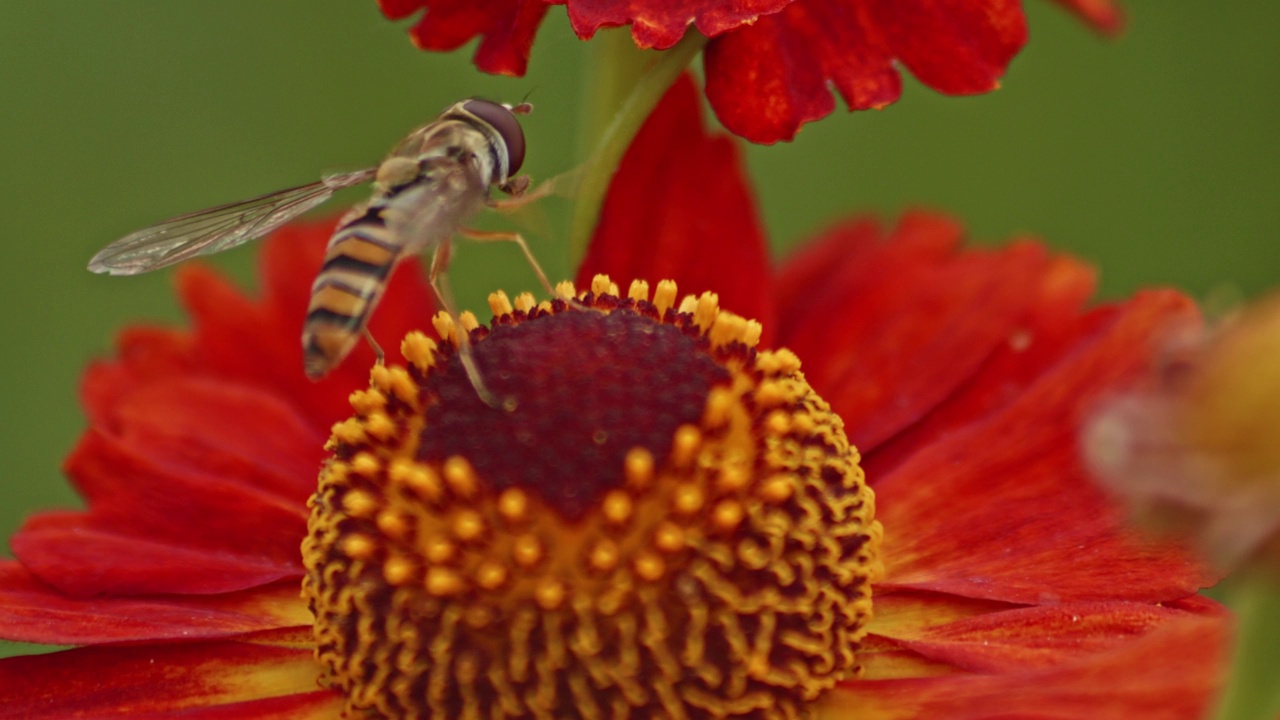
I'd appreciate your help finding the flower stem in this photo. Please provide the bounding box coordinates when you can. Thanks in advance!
[1213,577,1280,720]
[568,30,708,263]
[577,30,650,162]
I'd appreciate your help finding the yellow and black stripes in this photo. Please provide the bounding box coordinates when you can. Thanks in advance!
[302,220,400,378]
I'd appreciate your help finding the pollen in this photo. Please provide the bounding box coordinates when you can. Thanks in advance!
[496,487,529,523]
[601,489,633,524]
[451,509,485,541]
[624,447,655,489]
[400,331,437,373]
[302,277,881,720]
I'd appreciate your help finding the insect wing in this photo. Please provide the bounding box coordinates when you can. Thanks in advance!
[387,161,488,257]
[88,168,377,275]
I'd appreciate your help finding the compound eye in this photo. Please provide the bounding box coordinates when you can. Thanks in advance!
[462,99,526,176]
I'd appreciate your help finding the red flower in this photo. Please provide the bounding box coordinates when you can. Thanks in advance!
[378,0,1124,142]
[0,74,1224,718]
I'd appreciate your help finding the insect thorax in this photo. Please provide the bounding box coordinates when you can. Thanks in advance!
[389,120,504,190]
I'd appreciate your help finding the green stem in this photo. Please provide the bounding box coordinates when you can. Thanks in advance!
[577,30,651,162]
[567,30,709,263]
[1213,577,1280,720]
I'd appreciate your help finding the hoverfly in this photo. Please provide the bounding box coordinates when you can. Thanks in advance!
[89,98,555,403]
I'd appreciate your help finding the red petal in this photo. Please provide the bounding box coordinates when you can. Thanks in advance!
[873,291,1214,604]
[776,213,1068,452]
[558,0,792,49]
[867,251,1098,473]
[1046,0,1125,36]
[12,512,300,597]
[871,594,1225,675]
[704,0,1025,143]
[0,640,335,718]
[0,562,307,645]
[130,692,344,720]
[866,0,1027,95]
[11,428,309,596]
[65,424,309,553]
[81,326,196,429]
[82,373,326,501]
[378,0,549,76]
[705,0,901,143]
[577,74,774,337]
[826,613,1226,720]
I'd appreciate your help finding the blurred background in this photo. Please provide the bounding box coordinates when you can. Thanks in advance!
[0,2,1276,577]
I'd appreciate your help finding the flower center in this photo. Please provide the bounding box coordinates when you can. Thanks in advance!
[302,276,882,720]
[418,303,730,521]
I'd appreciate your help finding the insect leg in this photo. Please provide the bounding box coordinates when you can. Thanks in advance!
[457,228,555,298]
[362,328,385,368]
[491,176,557,210]
[427,242,502,409]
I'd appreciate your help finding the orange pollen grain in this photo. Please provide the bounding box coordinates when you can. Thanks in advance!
[624,447,655,489]
[513,534,543,568]
[488,290,514,317]
[602,490,633,524]
[712,500,746,532]
[351,452,381,478]
[554,280,576,300]
[716,463,749,492]
[653,279,678,314]
[513,292,536,313]
[443,456,479,498]
[342,489,379,519]
[673,484,705,515]
[452,510,486,542]
[364,412,396,441]
[653,522,686,553]
[348,388,387,415]
[331,418,366,446]
[633,551,665,582]
[497,488,529,523]
[475,562,508,590]
[535,579,567,610]
[703,386,735,429]
[383,555,416,586]
[425,567,465,597]
[376,510,412,540]
[765,410,792,435]
[760,476,794,503]
[400,330,437,372]
[340,533,376,560]
[423,535,456,564]
[589,540,621,572]
[671,425,701,467]
[392,460,443,502]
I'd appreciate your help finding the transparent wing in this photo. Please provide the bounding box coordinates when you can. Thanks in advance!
[88,168,377,275]
[394,163,489,257]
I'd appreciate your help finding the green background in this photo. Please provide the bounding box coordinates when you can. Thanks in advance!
[0,0,1275,628]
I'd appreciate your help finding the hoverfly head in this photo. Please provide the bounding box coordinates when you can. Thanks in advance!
[461,98,528,180]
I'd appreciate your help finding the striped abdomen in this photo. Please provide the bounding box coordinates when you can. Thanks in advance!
[302,211,402,379]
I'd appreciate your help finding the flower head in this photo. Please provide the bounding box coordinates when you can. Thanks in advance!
[303,283,879,717]
[379,0,1124,142]
[0,74,1225,718]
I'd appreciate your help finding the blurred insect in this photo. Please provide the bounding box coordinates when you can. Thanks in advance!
[89,98,555,403]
